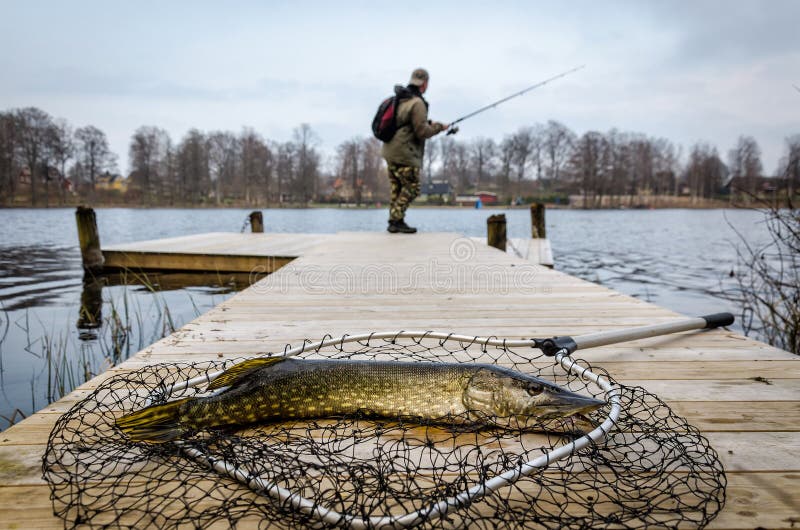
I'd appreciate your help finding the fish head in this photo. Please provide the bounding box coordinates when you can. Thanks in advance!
[463,367,606,425]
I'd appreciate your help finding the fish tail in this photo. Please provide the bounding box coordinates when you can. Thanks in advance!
[116,398,192,443]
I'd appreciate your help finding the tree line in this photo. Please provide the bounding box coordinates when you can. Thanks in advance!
[1,106,798,207]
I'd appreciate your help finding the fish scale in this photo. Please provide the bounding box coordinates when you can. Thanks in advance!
[117,358,605,443]
[186,360,475,424]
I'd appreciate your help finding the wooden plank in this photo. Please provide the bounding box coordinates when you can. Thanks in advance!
[477,237,554,267]
[1,473,797,529]
[671,402,800,432]
[594,360,800,380]
[103,251,294,273]
[708,472,800,529]
[619,379,799,402]
[527,238,554,267]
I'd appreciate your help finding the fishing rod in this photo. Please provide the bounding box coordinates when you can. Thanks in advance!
[446,64,585,135]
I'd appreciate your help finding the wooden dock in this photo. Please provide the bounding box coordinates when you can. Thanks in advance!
[1,231,798,529]
[102,232,324,273]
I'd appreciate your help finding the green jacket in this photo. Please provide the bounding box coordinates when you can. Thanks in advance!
[381,85,445,168]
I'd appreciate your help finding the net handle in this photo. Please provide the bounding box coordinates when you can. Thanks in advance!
[571,313,733,351]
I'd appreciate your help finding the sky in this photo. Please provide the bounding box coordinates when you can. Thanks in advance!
[1,0,798,175]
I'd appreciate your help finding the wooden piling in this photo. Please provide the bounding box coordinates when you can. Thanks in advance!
[75,206,104,273]
[487,214,507,251]
[530,203,546,238]
[249,211,264,233]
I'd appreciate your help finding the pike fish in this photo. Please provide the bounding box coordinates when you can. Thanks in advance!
[116,358,606,443]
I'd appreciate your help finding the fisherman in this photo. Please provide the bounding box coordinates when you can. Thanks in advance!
[381,68,449,233]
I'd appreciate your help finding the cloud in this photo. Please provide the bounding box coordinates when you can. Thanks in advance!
[1,1,797,174]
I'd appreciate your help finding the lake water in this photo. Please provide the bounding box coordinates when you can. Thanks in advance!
[0,207,769,429]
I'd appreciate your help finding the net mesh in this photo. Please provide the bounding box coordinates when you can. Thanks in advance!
[43,334,726,529]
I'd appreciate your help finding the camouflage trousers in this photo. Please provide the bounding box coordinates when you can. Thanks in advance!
[387,163,420,222]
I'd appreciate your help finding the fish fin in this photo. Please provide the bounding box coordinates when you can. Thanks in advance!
[116,398,191,443]
[207,357,286,390]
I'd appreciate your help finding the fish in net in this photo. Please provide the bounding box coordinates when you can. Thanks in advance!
[43,333,726,529]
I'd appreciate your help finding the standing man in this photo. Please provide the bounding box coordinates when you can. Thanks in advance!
[381,68,448,233]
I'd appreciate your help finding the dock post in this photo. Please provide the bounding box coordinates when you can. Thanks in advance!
[531,203,546,238]
[487,214,507,251]
[75,206,104,273]
[249,211,264,233]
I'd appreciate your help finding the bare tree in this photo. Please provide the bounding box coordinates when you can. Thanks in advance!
[437,136,456,184]
[239,128,272,206]
[50,119,75,204]
[498,136,515,193]
[274,141,295,204]
[422,136,439,182]
[508,127,536,197]
[451,141,471,195]
[603,129,629,205]
[0,112,19,205]
[568,131,610,208]
[161,135,177,205]
[129,126,170,204]
[13,107,55,206]
[75,125,116,194]
[292,124,320,203]
[336,138,362,204]
[542,120,576,185]
[728,136,763,200]
[437,138,471,194]
[469,137,496,190]
[177,129,210,204]
[777,134,800,196]
[652,137,681,196]
[628,135,654,199]
[685,142,726,201]
[360,137,386,200]
[207,131,240,205]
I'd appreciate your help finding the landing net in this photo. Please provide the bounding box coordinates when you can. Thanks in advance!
[43,333,725,529]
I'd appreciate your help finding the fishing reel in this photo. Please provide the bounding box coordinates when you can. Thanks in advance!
[446,126,459,136]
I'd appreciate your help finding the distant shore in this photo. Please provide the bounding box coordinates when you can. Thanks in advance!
[0,196,751,210]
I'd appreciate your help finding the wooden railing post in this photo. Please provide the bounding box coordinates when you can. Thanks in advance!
[487,214,507,251]
[530,202,546,238]
[249,211,264,233]
[75,206,104,273]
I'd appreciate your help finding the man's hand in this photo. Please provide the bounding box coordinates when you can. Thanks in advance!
[433,122,449,134]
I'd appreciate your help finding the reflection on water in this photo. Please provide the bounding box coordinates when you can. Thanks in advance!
[0,207,772,430]
[77,278,103,331]
[74,271,260,340]
[0,245,83,311]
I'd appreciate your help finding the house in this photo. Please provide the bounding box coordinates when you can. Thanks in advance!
[475,191,498,204]
[455,191,498,206]
[420,180,452,202]
[723,175,784,196]
[96,172,128,192]
[18,166,72,192]
[18,166,31,185]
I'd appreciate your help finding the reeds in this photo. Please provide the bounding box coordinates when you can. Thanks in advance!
[0,271,227,429]
[727,195,800,354]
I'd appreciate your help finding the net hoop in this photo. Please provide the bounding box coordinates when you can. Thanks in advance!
[169,331,622,529]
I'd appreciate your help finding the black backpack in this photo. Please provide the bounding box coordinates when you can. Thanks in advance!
[372,95,400,142]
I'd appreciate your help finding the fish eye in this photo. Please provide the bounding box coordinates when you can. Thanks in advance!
[526,384,543,396]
